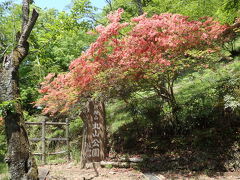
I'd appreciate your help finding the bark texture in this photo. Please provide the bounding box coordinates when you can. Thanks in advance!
[80,100,107,168]
[0,0,39,179]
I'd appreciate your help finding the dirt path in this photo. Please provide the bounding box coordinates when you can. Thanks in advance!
[39,163,240,180]
[39,163,145,180]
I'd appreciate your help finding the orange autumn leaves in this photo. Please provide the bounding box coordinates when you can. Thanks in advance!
[36,9,229,115]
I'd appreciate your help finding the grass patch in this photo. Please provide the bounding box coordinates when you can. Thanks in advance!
[0,162,8,180]
[0,163,7,174]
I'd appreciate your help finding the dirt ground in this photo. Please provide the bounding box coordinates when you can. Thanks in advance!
[39,163,145,180]
[158,171,240,180]
[38,163,240,180]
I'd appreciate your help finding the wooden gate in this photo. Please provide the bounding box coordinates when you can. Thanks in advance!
[25,119,70,164]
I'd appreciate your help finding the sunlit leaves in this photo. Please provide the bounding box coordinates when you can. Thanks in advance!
[37,9,230,115]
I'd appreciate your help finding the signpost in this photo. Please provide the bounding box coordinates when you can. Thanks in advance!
[81,100,107,167]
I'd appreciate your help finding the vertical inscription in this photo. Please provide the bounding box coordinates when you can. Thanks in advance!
[85,100,106,162]
[91,108,100,158]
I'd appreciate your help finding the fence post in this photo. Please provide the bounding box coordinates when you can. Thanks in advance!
[42,119,46,164]
[66,118,70,162]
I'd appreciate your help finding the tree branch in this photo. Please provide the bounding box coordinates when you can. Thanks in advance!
[21,0,30,32]
[231,19,240,29]
[0,44,11,59]
[222,19,240,37]
[154,86,170,101]
[18,9,39,46]
[105,0,113,11]
[87,14,105,26]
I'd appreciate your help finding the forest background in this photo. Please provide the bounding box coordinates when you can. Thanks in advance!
[0,0,240,175]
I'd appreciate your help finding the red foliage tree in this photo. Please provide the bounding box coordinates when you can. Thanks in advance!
[36,9,229,117]
[35,10,232,166]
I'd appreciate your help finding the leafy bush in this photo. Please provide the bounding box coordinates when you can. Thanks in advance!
[176,61,240,130]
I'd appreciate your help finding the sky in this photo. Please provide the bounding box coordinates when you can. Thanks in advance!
[0,0,106,11]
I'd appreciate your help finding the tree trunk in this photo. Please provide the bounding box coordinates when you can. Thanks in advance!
[154,79,180,130]
[0,1,39,179]
[80,100,107,168]
[0,54,38,179]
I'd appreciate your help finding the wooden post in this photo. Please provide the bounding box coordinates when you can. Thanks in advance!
[80,100,107,167]
[26,120,72,164]
[66,118,70,162]
[42,119,46,164]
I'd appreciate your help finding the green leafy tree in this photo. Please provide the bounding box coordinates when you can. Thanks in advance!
[18,0,97,113]
[0,0,39,179]
[216,0,240,24]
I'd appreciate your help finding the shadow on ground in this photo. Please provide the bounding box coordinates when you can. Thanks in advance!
[110,120,240,177]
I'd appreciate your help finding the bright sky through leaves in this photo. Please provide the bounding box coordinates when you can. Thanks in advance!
[0,0,106,11]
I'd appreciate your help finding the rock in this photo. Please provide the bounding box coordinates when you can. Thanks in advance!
[129,157,143,163]
[100,161,130,168]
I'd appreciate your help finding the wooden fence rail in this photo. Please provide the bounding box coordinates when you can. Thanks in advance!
[25,119,70,164]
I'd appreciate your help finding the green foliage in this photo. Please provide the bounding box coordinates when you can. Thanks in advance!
[71,146,81,163]
[0,162,7,173]
[69,118,83,136]
[144,0,221,18]
[21,87,40,114]
[0,162,8,179]
[107,0,240,24]
[106,0,219,19]
[69,118,84,163]
[103,0,140,18]
[216,0,240,23]
[176,60,240,130]
[71,0,97,27]
[0,100,21,115]
[23,112,83,164]
[16,2,97,113]
[0,1,22,55]
[0,127,6,162]
[176,70,218,128]
[105,164,113,169]
[1,0,240,169]
[106,100,133,133]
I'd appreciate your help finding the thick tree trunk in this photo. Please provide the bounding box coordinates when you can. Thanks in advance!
[80,100,107,168]
[0,1,39,179]
[0,52,38,179]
